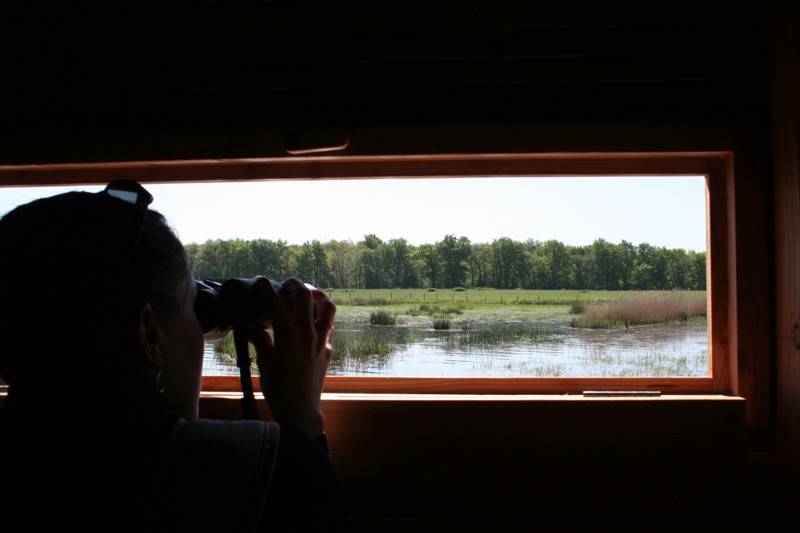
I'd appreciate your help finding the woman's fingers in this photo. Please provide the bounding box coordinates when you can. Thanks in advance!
[311,288,336,355]
[249,277,333,435]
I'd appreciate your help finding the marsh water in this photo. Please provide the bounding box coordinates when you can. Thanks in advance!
[202,307,709,378]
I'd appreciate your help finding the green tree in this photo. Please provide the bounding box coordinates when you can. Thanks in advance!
[648,246,671,289]
[468,242,492,288]
[632,242,658,289]
[619,240,637,290]
[185,235,704,292]
[536,239,572,289]
[249,238,290,280]
[326,239,358,289]
[229,239,258,277]
[385,238,417,288]
[437,234,471,288]
[569,246,594,290]
[188,239,237,279]
[184,242,201,276]
[490,237,526,289]
[666,248,705,290]
[591,238,623,290]
[295,240,331,287]
[416,243,440,288]
[357,234,386,289]
[687,250,707,290]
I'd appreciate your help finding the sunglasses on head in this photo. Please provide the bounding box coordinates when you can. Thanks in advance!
[99,180,154,266]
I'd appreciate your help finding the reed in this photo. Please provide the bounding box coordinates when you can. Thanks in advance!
[332,334,396,362]
[369,309,397,325]
[443,322,559,349]
[433,318,451,330]
[474,358,566,377]
[570,293,706,329]
[211,334,258,373]
[418,304,464,316]
[579,348,708,377]
[212,328,396,372]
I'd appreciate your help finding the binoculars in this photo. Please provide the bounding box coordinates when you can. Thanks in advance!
[194,277,316,339]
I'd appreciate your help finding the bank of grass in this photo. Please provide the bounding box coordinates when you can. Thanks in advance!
[327,287,643,309]
[332,289,706,347]
[570,293,707,329]
[328,287,706,310]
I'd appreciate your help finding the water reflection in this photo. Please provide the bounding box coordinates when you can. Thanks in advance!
[203,318,708,378]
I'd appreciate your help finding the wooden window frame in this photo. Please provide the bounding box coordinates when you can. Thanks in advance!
[0,151,735,396]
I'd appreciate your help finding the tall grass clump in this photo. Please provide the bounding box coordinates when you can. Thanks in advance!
[370,309,397,326]
[332,335,395,361]
[474,358,566,377]
[351,297,388,306]
[433,318,451,330]
[330,332,397,374]
[419,304,464,316]
[212,333,258,372]
[444,322,559,349]
[570,293,707,329]
[579,348,708,377]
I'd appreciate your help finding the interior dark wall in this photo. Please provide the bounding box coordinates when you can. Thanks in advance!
[0,0,768,164]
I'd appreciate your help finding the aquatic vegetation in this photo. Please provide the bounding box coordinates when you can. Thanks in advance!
[442,322,560,350]
[370,309,397,325]
[570,293,706,329]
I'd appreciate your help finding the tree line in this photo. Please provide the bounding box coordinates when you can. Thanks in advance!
[185,235,706,291]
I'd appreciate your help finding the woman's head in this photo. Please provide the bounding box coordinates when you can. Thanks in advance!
[0,182,204,417]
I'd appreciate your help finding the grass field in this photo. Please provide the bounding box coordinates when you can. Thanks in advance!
[326,287,706,310]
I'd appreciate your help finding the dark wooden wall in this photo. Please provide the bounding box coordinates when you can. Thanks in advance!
[201,394,750,530]
[0,0,768,163]
[769,0,800,517]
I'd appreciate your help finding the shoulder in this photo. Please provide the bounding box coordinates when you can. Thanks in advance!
[172,417,280,455]
[160,419,280,533]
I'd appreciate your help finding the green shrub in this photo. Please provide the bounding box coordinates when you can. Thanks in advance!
[370,309,397,326]
[351,297,388,306]
[419,304,463,316]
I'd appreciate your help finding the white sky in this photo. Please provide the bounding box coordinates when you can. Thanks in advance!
[0,176,707,252]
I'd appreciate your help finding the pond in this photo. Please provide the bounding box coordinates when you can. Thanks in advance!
[202,307,709,378]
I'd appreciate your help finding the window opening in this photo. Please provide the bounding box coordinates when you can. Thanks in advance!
[1,175,709,385]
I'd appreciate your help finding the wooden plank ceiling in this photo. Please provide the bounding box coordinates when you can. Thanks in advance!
[0,0,768,163]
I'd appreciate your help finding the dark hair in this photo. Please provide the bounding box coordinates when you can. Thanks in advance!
[0,189,188,385]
